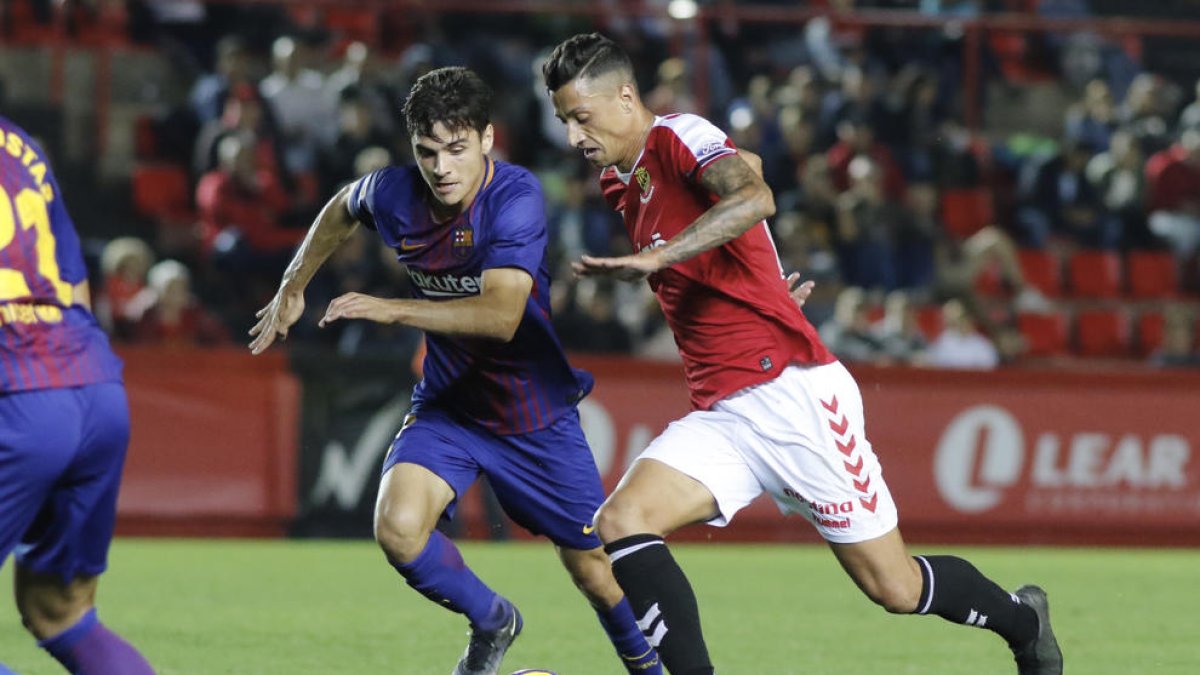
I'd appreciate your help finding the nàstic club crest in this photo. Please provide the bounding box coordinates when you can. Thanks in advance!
[634,166,655,203]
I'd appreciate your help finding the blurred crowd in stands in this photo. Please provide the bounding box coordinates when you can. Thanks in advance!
[3,0,1199,368]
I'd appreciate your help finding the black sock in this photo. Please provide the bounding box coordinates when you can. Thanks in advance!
[914,555,1038,648]
[605,534,713,675]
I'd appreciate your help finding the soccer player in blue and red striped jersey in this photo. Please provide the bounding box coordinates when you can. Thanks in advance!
[249,67,659,675]
[0,115,155,674]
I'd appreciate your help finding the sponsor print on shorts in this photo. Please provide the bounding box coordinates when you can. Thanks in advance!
[783,487,854,529]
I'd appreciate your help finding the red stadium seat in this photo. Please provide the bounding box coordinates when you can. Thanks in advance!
[1075,309,1131,358]
[1137,312,1165,356]
[914,305,944,339]
[988,30,1056,83]
[865,303,885,324]
[72,0,131,47]
[131,162,198,254]
[131,163,191,221]
[133,114,159,161]
[941,188,994,239]
[974,261,1005,297]
[326,8,379,43]
[1017,248,1062,297]
[1018,312,1069,357]
[1126,250,1178,299]
[6,0,57,43]
[1068,251,1122,299]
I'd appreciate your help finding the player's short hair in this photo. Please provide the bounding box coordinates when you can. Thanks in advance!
[402,66,492,140]
[542,32,635,92]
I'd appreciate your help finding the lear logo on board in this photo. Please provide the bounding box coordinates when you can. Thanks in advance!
[934,405,1191,514]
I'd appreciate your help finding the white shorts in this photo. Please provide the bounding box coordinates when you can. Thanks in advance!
[633,361,899,544]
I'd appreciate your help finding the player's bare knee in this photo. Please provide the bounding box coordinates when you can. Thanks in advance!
[373,511,431,564]
[594,498,651,543]
[593,506,632,543]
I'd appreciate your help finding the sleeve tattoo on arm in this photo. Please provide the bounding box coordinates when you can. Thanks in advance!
[656,154,772,267]
[698,152,760,197]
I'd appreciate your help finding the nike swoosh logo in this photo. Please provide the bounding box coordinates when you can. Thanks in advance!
[400,238,425,251]
[582,523,596,535]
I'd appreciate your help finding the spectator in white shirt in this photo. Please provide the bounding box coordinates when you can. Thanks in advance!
[925,298,1000,370]
[260,36,336,174]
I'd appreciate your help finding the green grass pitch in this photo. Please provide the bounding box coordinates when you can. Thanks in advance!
[2,539,1196,674]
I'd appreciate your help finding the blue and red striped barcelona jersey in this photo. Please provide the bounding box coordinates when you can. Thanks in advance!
[348,157,592,435]
[0,116,122,392]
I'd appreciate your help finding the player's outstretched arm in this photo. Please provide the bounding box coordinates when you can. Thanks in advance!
[320,267,532,342]
[574,152,774,280]
[660,152,775,265]
[249,185,359,354]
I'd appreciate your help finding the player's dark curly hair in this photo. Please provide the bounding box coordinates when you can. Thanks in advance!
[542,32,634,92]
[402,66,492,139]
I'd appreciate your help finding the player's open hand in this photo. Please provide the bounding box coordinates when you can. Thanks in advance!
[320,292,400,327]
[787,273,815,310]
[248,288,305,355]
[573,252,663,282]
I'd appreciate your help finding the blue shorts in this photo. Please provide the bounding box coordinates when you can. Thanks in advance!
[382,406,605,551]
[0,382,129,582]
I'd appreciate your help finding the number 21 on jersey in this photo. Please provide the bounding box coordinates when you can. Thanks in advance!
[0,184,72,306]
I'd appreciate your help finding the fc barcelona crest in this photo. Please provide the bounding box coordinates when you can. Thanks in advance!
[452,224,475,259]
[634,166,655,203]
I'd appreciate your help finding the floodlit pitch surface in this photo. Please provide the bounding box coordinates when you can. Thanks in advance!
[1,540,1195,674]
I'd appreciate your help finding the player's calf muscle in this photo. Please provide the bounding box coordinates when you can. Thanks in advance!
[559,548,624,607]
[868,575,923,614]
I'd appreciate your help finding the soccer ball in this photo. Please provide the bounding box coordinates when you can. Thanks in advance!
[508,671,558,675]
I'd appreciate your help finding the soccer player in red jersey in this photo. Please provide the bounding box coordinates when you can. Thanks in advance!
[543,33,1062,675]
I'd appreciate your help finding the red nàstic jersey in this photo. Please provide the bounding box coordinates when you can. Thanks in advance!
[600,113,835,410]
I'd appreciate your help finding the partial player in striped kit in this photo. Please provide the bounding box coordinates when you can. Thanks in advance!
[249,67,660,675]
[544,33,1062,675]
[0,116,155,674]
